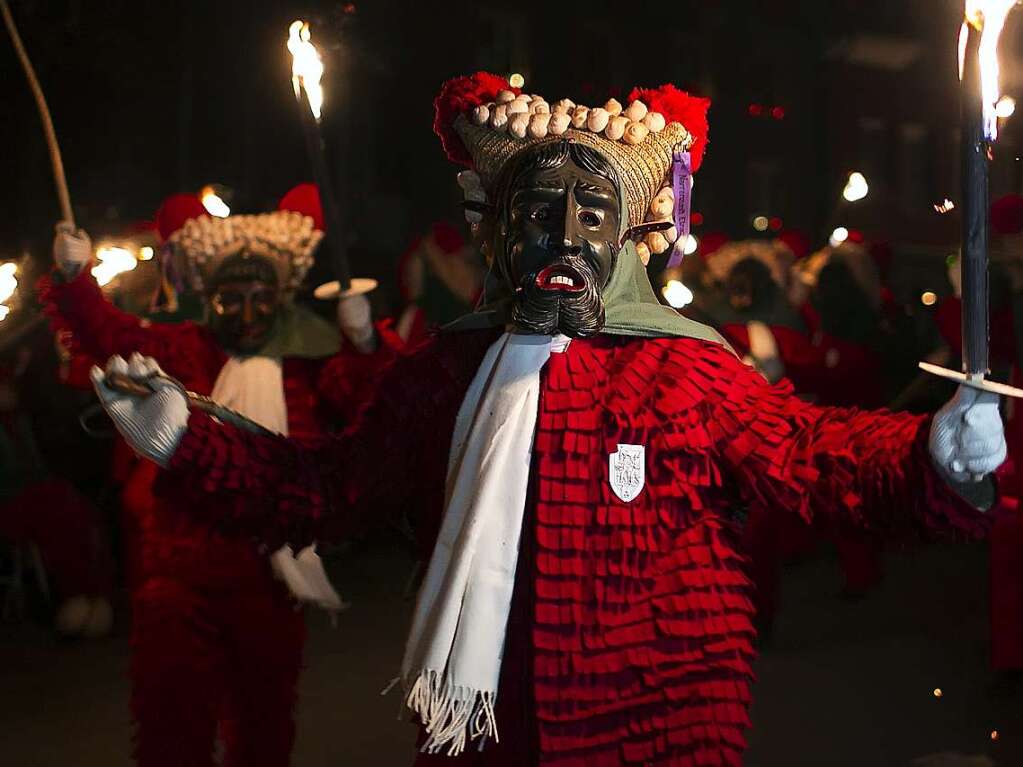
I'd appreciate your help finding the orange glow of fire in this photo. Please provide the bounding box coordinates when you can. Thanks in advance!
[958,0,1021,140]
[287,20,324,120]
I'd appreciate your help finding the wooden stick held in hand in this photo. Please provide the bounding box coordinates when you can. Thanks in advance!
[1,0,74,225]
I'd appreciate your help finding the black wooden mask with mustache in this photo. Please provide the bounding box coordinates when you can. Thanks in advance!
[494,141,622,338]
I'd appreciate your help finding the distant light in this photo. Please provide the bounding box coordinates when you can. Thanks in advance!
[752,215,770,232]
[991,730,999,741]
[769,216,783,231]
[691,212,704,226]
[508,73,525,89]
[995,96,1015,119]
[842,171,869,202]
[829,226,849,246]
[683,234,698,256]
[748,104,763,117]
[92,245,138,287]
[138,246,155,261]
[0,261,17,321]
[921,291,938,306]
[201,186,231,218]
[771,106,785,120]
[934,198,956,214]
[662,279,694,309]
[933,688,943,698]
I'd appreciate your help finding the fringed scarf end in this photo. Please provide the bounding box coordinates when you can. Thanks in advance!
[404,669,499,757]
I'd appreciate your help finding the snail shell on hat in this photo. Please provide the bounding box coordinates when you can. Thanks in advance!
[528,112,551,139]
[636,241,651,266]
[623,121,650,145]
[643,111,666,132]
[506,98,529,115]
[587,107,610,133]
[509,112,530,139]
[473,104,490,125]
[624,100,648,121]
[603,98,623,116]
[646,230,670,254]
[571,107,590,129]
[496,90,516,104]
[605,114,628,141]
[549,112,571,135]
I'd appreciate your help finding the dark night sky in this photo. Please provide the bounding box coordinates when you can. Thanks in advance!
[1,1,1019,274]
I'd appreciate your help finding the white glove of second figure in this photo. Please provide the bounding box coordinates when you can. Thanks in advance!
[53,221,93,279]
[337,293,376,354]
[90,353,188,468]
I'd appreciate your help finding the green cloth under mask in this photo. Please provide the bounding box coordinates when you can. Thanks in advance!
[250,301,341,359]
[443,241,727,346]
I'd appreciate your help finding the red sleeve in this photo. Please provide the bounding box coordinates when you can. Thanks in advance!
[317,319,405,422]
[161,330,493,550]
[695,342,990,541]
[38,270,221,382]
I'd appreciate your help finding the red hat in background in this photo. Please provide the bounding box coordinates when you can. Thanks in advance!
[991,194,1023,236]
[697,231,729,260]
[776,230,810,261]
[155,194,207,242]
[278,183,325,231]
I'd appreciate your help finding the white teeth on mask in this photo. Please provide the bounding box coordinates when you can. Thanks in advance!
[550,275,574,286]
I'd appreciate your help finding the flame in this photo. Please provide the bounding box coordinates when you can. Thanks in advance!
[288,20,324,120]
[0,261,18,321]
[959,0,1021,141]
[934,198,956,213]
[201,186,231,218]
[92,245,138,287]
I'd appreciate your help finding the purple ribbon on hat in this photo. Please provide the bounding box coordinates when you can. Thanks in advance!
[666,149,691,269]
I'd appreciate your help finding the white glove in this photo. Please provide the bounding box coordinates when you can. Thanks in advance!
[930,384,1006,483]
[53,221,93,279]
[337,293,377,354]
[89,353,188,468]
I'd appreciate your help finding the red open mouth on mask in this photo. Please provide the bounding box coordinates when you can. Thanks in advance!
[535,264,587,294]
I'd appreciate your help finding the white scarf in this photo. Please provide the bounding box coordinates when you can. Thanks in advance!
[210,355,345,613]
[401,332,568,756]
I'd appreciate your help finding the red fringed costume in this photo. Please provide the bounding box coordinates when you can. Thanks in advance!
[39,193,395,766]
[163,330,987,766]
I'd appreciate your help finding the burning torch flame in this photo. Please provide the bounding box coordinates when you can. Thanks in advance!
[288,20,324,120]
[0,262,18,321]
[92,245,138,287]
[959,0,1021,141]
[935,198,956,213]
[201,186,231,218]
[842,171,869,202]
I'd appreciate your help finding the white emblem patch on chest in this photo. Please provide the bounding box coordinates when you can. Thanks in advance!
[609,443,646,502]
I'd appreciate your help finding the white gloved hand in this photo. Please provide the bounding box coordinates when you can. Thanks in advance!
[930,384,1006,483]
[53,221,93,279]
[89,353,189,468]
[337,293,377,354]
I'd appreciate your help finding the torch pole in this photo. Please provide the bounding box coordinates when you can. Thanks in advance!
[960,19,990,378]
[296,83,352,292]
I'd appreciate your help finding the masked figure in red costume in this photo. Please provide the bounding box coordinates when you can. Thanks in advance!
[39,186,395,767]
[93,74,1005,766]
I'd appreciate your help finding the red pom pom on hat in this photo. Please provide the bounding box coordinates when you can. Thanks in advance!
[698,231,729,259]
[777,230,811,261]
[155,194,207,242]
[434,72,518,166]
[278,183,325,231]
[991,194,1023,236]
[627,84,711,171]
